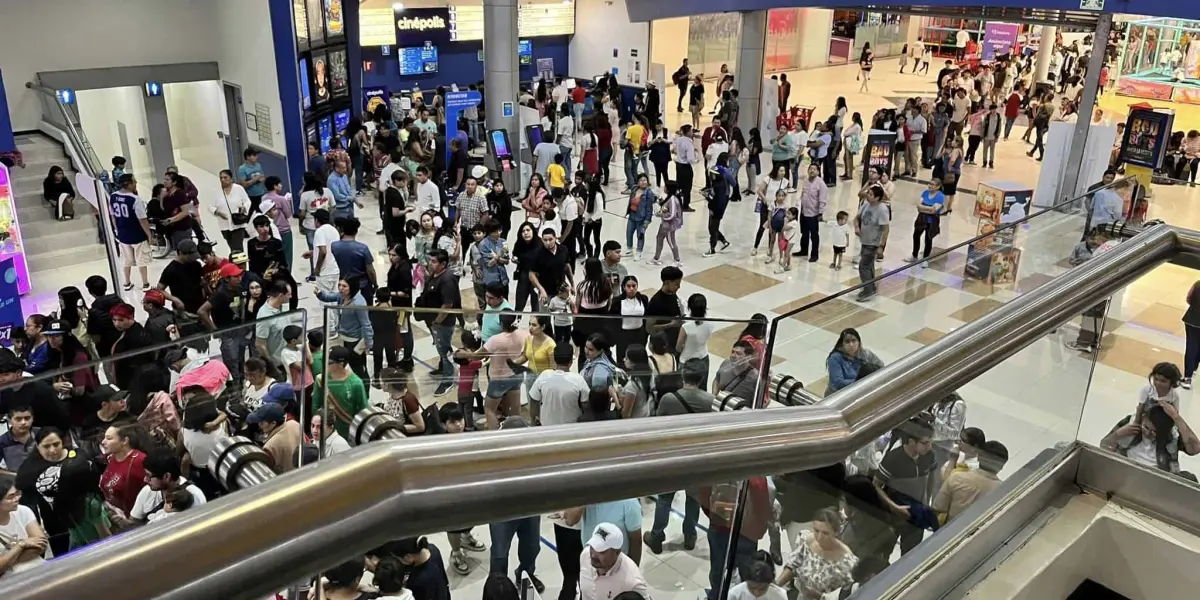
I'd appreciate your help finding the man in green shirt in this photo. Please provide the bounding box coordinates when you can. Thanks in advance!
[316,346,369,438]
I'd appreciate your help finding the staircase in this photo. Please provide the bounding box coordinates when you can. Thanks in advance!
[9,133,107,273]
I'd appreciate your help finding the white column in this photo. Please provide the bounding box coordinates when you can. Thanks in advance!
[1035,25,1058,84]
[483,0,519,147]
[736,10,768,134]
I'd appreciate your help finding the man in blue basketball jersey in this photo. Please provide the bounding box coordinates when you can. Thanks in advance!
[109,174,153,291]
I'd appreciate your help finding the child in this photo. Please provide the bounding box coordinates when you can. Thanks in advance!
[159,488,196,521]
[466,224,487,318]
[829,210,851,270]
[436,401,488,574]
[547,282,574,348]
[775,208,799,274]
[762,189,788,264]
[281,325,314,412]
[106,155,127,193]
[370,287,400,388]
[452,330,485,430]
[1133,362,1182,426]
[1065,228,1114,353]
[547,153,568,193]
[650,180,682,266]
[307,329,326,384]
[727,551,786,600]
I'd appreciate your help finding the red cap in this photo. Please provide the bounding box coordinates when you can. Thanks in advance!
[109,303,135,320]
[218,263,244,278]
[142,289,166,306]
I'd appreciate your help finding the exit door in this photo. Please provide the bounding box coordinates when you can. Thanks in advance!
[222,83,248,170]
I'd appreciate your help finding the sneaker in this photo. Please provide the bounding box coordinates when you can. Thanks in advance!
[306,275,317,282]
[855,292,875,303]
[875,254,883,262]
[435,381,456,396]
[634,251,643,262]
[122,283,134,291]
[703,250,717,257]
[773,266,792,273]
[904,255,919,263]
[643,530,665,555]
[141,282,150,291]
[835,265,842,270]
[462,532,487,552]
[829,262,837,269]
[751,248,758,256]
[672,261,684,269]
[1183,378,1193,390]
[649,258,663,266]
[1065,341,1094,353]
[621,249,634,257]
[526,573,546,594]
[808,256,819,263]
[719,241,731,252]
[451,549,471,576]
[764,254,774,263]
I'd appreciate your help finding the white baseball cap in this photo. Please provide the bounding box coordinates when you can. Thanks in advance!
[586,523,624,552]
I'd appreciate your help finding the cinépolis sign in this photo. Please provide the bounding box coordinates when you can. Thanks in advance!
[396,15,446,31]
[393,8,453,46]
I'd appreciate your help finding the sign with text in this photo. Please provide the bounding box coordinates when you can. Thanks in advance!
[444,90,482,165]
[394,8,453,47]
[861,130,895,185]
[363,86,389,113]
[982,23,1019,61]
[1118,108,1174,170]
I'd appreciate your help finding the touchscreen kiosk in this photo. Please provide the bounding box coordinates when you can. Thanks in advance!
[487,129,515,172]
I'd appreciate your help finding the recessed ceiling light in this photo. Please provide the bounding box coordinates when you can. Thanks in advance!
[392,2,404,10]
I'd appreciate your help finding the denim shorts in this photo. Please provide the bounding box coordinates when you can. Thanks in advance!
[486,374,523,398]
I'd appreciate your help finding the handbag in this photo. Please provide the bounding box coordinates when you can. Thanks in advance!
[223,189,250,226]
[848,133,863,155]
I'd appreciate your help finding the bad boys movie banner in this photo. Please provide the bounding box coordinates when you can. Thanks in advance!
[861,130,895,184]
[982,23,1019,61]
[1119,108,1174,170]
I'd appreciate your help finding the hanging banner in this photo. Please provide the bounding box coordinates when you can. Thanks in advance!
[536,58,555,82]
[982,23,1020,61]
[363,86,389,113]
[861,130,895,184]
[1118,108,1174,170]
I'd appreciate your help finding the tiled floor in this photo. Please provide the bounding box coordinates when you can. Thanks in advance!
[14,57,1200,598]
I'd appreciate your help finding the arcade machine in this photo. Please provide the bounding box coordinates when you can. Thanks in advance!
[485,129,518,193]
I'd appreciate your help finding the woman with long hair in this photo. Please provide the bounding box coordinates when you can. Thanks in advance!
[689,74,705,130]
[98,423,150,519]
[729,127,747,201]
[573,258,615,365]
[842,112,864,180]
[745,128,764,198]
[739,315,768,361]
[313,277,374,382]
[536,80,549,112]
[677,293,714,379]
[754,164,789,256]
[56,286,92,355]
[649,122,673,188]
[413,210,439,286]
[386,242,416,367]
[521,172,551,222]
[42,166,76,221]
[858,43,874,92]
[704,152,734,258]
[512,221,542,312]
[619,344,653,418]
[462,313,528,430]
[613,275,649,365]
[16,428,110,555]
[826,328,884,394]
[650,180,683,266]
[581,176,606,259]
[486,178,514,239]
[834,97,849,139]
[941,136,964,214]
[596,113,615,186]
[45,323,99,407]
[581,120,600,178]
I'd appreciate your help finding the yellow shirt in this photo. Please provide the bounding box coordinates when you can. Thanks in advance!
[626,124,646,153]
[547,164,567,189]
[524,336,557,374]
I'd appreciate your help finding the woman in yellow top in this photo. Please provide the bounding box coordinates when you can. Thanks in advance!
[513,315,557,375]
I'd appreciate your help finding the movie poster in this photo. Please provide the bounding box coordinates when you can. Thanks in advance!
[1118,108,1174,169]
[324,0,344,38]
[328,49,348,97]
[306,0,324,45]
[861,131,895,184]
[313,51,331,105]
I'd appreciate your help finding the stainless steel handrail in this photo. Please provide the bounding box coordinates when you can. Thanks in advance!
[1,224,1190,600]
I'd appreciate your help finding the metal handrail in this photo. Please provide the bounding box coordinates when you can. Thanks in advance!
[3,223,1189,600]
[25,82,105,177]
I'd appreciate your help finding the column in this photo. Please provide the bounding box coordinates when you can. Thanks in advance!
[142,94,174,177]
[736,10,768,134]
[484,0,519,152]
[1060,15,1113,204]
[1034,25,1058,85]
[267,0,305,195]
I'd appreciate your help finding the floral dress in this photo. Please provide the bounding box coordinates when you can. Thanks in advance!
[785,530,858,598]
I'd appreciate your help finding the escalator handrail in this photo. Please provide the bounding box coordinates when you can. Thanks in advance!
[0,224,1187,600]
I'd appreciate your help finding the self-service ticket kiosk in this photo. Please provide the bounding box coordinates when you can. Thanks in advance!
[485,129,518,192]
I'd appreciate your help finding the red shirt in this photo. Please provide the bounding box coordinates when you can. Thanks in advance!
[701,476,770,540]
[100,449,147,514]
[458,360,482,397]
[597,127,613,151]
[571,87,586,104]
[1005,93,1021,119]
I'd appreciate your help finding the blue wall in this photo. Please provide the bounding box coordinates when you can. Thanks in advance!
[361,36,571,94]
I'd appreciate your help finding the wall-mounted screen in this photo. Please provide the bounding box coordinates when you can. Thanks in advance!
[328,48,349,97]
[318,116,333,153]
[293,0,309,48]
[306,0,324,45]
[299,57,312,110]
[443,4,574,42]
[323,0,344,39]
[360,7,396,46]
[399,44,439,75]
[519,40,533,65]
[313,50,331,105]
[306,121,318,144]
[334,109,351,136]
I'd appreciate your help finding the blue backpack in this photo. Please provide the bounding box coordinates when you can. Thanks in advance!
[770,208,786,232]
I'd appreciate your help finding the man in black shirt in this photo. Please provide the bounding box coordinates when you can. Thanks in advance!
[157,240,205,314]
[646,266,685,348]
[85,275,122,358]
[384,170,412,250]
[876,415,937,556]
[199,263,251,383]
[529,228,572,304]
[0,353,70,433]
[377,122,401,155]
[78,386,132,444]
[420,249,461,396]
[247,215,287,277]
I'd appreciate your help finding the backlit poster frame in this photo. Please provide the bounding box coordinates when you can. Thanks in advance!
[1118,108,1174,170]
[306,0,325,46]
[323,0,345,41]
[328,48,349,98]
[299,57,312,110]
[294,0,310,49]
[313,50,331,106]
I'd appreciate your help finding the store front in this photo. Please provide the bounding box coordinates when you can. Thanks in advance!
[356,0,573,100]
[1100,16,1200,131]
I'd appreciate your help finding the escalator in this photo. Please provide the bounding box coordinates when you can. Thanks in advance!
[4,220,1200,600]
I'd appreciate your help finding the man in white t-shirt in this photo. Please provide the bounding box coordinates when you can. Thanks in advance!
[956,29,970,60]
[378,153,403,195]
[530,345,589,425]
[552,77,569,105]
[312,414,352,456]
[308,208,341,292]
[414,166,441,218]
[128,452,208,524]
[788,127,808,189]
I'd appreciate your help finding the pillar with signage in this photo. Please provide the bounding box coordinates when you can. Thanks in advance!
[484,0,520,178]
[444,90,482,165]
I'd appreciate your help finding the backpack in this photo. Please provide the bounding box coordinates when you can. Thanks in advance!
[770,207,787,232]
[649,355,682,404]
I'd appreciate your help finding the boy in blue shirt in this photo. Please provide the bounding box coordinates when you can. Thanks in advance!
[237,148,268,205]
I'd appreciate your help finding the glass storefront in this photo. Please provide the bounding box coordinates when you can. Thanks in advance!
[687,13,742,79]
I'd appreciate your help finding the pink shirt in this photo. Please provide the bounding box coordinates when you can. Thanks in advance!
[484,330,530,379]
[799,177,828,218]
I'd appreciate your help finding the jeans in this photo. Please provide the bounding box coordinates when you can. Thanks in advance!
[859,245,879,296]
[798,215,820,259]
[302,226,316,272]
[352,154,365,191]
[706,529,758,600]
[1186,325,1200,378]
[342,340,369,382]
[220,334,250,384]
[651,491,700,538]
[1004,116,1017,138]
[754,210,769,249]
[573,103,584,128]
[790,158,801,188]
[626,218,647,252]
[559,145,573,175]
[430,323,456,384]
[623,148,638,189]
[728,157,742,199]
[489,516,541,577]
[279,230,294,273]
[1031,126,1047,159]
